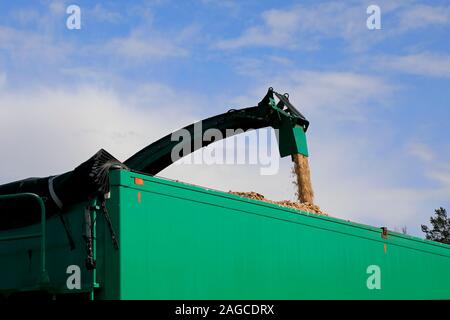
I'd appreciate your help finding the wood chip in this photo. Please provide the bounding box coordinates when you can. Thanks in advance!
[229,191,328,216]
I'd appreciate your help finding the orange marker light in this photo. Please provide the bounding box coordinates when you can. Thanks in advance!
[134,178,144,185]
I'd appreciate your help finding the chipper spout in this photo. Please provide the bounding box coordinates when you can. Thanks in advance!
[258,87,309,158]
[258,88,314,204]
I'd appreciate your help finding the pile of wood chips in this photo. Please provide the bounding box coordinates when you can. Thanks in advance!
[229,191,327,216]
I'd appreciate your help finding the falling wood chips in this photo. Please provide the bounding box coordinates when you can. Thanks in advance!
[229,191,327,216]
[292,153,314,204]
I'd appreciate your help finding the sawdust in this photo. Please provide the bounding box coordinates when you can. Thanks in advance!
[229,191,327,216]
[292,153,314,204]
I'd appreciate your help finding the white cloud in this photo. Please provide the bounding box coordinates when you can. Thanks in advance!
[216,7,303,50]
[397,4,450,31]
[90,3,123,23]
[1,6,193,70]
[201,0,240,10]
[278,71,393,120]
[59,67,119,84]
[407,142,435,162]
[48,0,67,16]
[10,8,41,25]
[215,1,450,51]
[427,170,450,188]
[0,84,198,183]
[0,72,6,88]
[231,70,394,123]
[104,28,190,62]
[0,26,71,64]
[215,2,386,51]
[408,142,450,189]
[377,53,450,78]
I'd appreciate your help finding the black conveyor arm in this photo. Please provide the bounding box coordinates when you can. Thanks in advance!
[124,88,309,175]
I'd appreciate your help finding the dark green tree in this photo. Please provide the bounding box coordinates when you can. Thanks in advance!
[421,207,450,244]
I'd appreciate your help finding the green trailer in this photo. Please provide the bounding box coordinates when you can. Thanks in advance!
[1,88,449,299]
[1,169,450,299]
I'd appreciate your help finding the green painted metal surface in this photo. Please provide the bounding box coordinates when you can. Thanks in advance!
[268,96,309,158]
[277,123,309,157]
[1,169,450,299]
[105,170,450,299]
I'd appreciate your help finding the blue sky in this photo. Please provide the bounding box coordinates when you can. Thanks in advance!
[0,0,449,236]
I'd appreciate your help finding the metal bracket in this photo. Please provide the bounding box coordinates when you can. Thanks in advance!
[381,227,389,239]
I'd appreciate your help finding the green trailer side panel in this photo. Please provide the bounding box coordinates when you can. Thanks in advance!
[1,169,450,299]
[107,170,450,300]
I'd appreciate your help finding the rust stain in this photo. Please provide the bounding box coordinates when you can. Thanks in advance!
[138,191,141,204]
[384,243,387,253]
